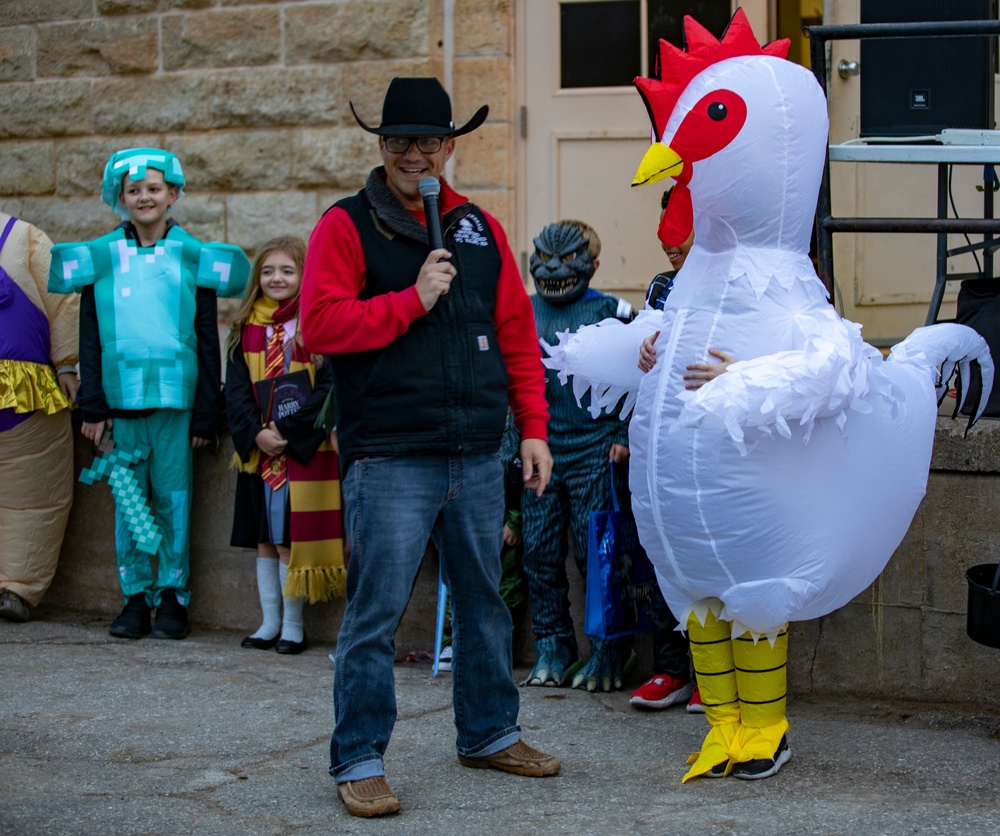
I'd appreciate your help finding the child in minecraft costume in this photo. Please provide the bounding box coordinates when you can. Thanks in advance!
[49,147,250,640]
[522,220,635,691]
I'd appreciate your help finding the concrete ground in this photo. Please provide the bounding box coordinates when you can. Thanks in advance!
[2,609,999,836]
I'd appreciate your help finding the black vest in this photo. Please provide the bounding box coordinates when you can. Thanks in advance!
[329,189,510,463]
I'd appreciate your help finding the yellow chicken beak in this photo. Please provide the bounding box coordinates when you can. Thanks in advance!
[632,143,684,187]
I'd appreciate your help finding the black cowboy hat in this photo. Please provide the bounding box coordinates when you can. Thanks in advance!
[350,77,488,138]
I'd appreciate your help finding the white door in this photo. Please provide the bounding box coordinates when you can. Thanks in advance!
[515,0,748,308]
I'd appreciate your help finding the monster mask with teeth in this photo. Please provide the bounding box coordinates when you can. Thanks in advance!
[529,222,597,306]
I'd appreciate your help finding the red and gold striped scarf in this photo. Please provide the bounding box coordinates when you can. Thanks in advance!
[242,296,311,393]
[237,294,345,600]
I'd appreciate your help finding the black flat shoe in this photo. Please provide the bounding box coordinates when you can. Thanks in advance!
[276,635,308,655]
[241,634,279,650]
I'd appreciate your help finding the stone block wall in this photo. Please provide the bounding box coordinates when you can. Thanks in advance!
[785,418,1000,709]
[44,417,1000,709]
[0,0,518,254]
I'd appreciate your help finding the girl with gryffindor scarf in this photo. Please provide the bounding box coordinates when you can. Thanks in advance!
[226,236,345,655]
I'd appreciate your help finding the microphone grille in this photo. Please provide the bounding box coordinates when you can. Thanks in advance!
[418,176,441,197]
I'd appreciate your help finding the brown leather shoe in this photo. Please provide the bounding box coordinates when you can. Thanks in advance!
[336,776,401,817]
[457,740,561,777]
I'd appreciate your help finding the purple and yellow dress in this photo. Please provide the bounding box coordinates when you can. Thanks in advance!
[0,212,78,608]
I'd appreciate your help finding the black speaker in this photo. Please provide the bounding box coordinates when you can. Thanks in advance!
[860,0,997,138]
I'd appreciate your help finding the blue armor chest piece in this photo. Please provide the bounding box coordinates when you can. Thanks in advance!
[48,225,250,412]
[95,236,198,411]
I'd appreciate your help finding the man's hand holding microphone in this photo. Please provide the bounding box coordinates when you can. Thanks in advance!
[415,176,455,311]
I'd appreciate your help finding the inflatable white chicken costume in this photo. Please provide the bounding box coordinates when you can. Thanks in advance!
[544,10,993,781]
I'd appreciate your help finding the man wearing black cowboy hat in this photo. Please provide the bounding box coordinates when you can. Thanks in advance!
[301,77,557,818]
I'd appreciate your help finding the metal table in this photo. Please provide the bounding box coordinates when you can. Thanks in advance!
[827,142,1000,324]
[807,20,1000,325]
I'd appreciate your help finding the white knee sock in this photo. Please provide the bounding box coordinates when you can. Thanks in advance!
[250,557,282,640]
[279,561,305,643]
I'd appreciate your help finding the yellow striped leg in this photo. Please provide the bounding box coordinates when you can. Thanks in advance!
[682,608,739,782]
[731,628,789,764]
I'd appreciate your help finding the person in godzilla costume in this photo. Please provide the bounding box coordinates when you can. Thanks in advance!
[521,219,636,692]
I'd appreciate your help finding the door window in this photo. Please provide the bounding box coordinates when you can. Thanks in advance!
[558,0,732,90]
[560,1,641,88]
[646,1,731,75]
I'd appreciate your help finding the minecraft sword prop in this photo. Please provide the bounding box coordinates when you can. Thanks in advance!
[79,434,163,555]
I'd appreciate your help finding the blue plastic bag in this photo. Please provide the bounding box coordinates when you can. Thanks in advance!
[584,463,658,639]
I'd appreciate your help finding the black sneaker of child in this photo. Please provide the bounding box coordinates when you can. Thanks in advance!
[108,594,152,639]
[151,591,190,640]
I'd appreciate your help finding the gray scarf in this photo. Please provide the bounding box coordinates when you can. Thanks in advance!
[363,168,470,247]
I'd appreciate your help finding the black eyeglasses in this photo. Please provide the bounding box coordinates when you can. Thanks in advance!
[384,136,446,154]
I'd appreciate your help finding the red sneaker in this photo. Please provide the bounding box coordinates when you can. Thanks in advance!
[629,674,693,710]
[686,687,705,714]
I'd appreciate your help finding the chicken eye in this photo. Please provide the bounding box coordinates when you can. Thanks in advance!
[708,102,727,121]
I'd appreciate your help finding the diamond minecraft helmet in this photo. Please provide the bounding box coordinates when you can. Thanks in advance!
[101,147,185,217]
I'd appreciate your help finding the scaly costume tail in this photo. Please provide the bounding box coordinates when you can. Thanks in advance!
[683,608,739,782]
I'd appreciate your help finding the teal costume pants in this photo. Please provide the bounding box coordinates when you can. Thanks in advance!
[112,409,193,607]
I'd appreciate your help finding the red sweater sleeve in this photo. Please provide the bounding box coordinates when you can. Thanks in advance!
[300,206,428,355]
[485,213,550,443]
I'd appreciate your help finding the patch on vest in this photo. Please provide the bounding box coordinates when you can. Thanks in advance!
[477,335,490,351]
[453,215,489,247]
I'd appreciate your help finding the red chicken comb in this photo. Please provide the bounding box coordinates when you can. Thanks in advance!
[636,8,790,141]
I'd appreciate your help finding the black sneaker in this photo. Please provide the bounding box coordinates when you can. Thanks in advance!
[0,588,30,622]
[732,734,791,780]
[109,594,151,639]
[151,591,190,640]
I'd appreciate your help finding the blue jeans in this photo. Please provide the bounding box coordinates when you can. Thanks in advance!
[330,453,521,782]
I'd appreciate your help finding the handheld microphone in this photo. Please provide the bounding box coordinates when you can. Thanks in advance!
[418,176,445,251]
